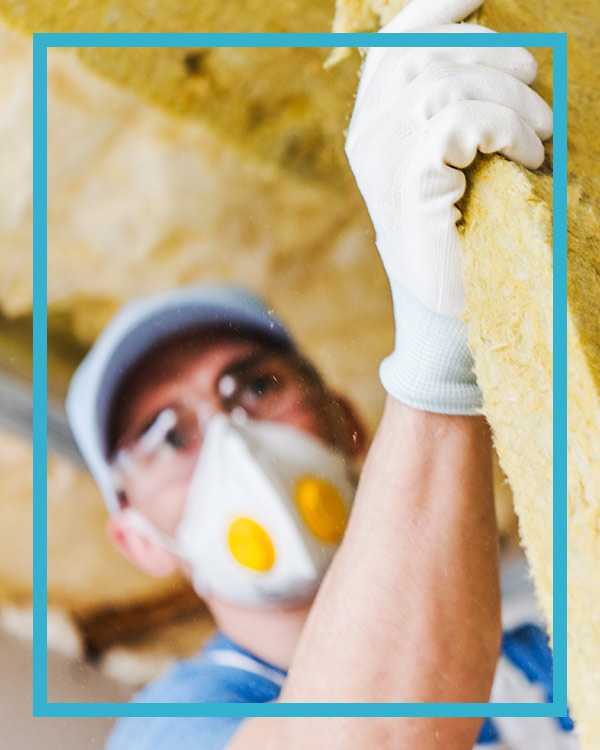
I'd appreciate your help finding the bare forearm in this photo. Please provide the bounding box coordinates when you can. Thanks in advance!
[231,398,500,749]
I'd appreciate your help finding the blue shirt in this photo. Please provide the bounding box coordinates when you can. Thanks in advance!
[107,625,576,750]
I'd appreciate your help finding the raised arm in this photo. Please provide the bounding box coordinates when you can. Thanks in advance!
[229,398,499,749]
[230,0,552,746]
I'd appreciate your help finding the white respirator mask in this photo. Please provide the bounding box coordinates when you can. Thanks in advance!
[122,412,356,608]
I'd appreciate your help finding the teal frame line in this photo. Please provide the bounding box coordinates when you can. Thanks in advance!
[32,31,568,719]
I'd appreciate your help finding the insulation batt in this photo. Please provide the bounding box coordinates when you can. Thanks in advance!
[0,2,395,618]
[0,9,517,618]
[332,0,600,746]
[0,1,597,741]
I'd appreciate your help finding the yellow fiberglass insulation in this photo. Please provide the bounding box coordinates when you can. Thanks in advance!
[0,0,514,628]
[333,0,600,746]
[0,5,393,620]
[0,2,597,736]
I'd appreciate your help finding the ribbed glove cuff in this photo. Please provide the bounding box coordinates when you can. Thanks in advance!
[380,286,482,415]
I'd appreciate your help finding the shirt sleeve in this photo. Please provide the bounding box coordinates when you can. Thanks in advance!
[106,715,243,750]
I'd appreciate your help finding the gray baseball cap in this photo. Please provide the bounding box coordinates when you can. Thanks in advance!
[66,285,293,512]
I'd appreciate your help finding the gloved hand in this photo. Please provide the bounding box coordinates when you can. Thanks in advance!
[345,0,553,415]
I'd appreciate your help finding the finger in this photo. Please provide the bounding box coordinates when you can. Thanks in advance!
[424,100,547,171]
[359,24,536,98]
[410,63,552,139]
[360,1,485,91]
[358,24,538,112]
[355,61,552,145]
[383,0,484,33]
[354,60,552,151]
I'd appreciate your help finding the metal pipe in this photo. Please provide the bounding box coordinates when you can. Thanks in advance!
[0,369,83,466]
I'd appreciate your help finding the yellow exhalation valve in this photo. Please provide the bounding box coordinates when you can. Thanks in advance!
[227,517,276,573]
[294,475,348,544]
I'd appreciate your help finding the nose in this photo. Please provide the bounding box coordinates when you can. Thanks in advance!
[195,400,218,431]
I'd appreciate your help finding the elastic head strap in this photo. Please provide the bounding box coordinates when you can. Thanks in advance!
[124,508,180,556]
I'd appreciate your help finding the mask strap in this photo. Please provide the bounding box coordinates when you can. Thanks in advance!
[124,508,180,556]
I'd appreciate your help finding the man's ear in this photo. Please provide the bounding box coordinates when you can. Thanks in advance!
[106,511,179,578]
[330,393,368,460]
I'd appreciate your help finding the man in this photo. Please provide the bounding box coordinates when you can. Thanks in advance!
[67,0,575,748]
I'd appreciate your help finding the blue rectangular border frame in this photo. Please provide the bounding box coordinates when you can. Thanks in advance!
[33,31,568,719]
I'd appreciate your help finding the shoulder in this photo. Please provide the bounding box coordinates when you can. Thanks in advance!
[126,631,284,703]
[105,632,285,750]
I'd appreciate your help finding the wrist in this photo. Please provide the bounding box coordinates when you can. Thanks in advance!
[380,285,482,415]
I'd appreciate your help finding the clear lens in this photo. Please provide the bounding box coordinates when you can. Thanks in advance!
[217,351,320,422]
[113,351,322,489]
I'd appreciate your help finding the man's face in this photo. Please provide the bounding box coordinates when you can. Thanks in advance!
[107,330,363,574]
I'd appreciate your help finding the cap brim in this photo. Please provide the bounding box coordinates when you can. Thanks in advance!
[66,285,293,512]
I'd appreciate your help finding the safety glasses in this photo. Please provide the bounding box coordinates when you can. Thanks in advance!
[112,349,325,489]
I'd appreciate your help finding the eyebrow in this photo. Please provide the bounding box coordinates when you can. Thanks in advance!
[217,349,277,382]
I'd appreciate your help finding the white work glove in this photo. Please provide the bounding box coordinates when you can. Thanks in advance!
[346,0,553,415]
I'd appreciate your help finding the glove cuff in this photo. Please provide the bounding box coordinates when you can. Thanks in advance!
[380,286,482,415]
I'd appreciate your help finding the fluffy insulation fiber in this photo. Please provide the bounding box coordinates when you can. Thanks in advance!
[459,7,599,746]
[0,0,598,736]
[332,0,600,744]
[0,2,392,625]
[0,1,520,624]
